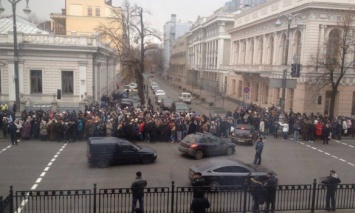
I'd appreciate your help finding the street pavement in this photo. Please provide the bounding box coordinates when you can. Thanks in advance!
[0,78,354,212]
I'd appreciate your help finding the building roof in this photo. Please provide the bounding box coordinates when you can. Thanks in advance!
[0,17,48,35]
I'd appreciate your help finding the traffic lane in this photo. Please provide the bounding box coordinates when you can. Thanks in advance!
[152,78,210,114]
[0,140,12,154]
[36,142,194,191]
[0,141,65,195]
[249,138,355,184]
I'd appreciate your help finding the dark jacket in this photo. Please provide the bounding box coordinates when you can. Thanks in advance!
[255,141,264,153]
[131,177,147,197]
[321,174,341,191]
[190,196,210,213]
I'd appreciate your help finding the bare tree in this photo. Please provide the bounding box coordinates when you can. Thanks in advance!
[96,0,161,105]
[310,11,355,120]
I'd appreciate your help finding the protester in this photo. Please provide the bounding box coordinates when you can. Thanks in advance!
[131,171,147,213]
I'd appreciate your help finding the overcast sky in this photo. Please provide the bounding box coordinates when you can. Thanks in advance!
[1,0,227,34]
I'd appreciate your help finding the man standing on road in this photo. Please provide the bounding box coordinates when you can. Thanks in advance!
[320,170,341,212]
[192,172,206,198]
[253,137,264,165]
[131,171,147,213]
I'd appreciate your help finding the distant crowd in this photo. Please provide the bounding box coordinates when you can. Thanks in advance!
[0,97,354,145]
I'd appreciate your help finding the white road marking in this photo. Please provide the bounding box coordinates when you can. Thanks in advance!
[348,162,355,166]
[349,145,354,148]
[31,184,38,190]
[339,159,346,162]
[341,143,347,145]
[0,145,12,154]
[317,150,324,153]
[311,147,317,150]
[325,152,330,155]
[300,142,305,145]
[332,155,338,159]
[306,145,311,147]
[17,144,67,213]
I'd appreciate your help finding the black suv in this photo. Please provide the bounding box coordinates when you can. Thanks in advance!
[178,133,235,160]
[87,137,157,168]
[230,124,259,146]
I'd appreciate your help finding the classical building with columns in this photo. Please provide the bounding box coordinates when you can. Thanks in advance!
[227,0,355,116]
[0,26,117,111]
[186,7,235,95]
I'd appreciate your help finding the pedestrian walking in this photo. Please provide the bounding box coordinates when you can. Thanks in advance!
[131,171,147,213]
[253,137,264,165]
[8,121,17,145]
[190,189,210,213]
[319,170,341,212]
[264,172,277,213]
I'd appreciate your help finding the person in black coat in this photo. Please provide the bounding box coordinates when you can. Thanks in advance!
[190,189,210,213]
[320,170,341,211]
[8,121,17,145]
[322,123,331,145]
[264,172,277,213]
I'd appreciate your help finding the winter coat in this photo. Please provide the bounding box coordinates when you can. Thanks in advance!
[21,122,32,138]
[40,122,48,136]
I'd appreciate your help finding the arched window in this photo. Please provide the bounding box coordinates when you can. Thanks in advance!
[250,40,255,64]
[269,36,274,65]
[242,41,246,64]
[234,41,239,64]
[326,29,341,65]
[280,33,287,65]
[294,31,302,63]
[259,38,264,64]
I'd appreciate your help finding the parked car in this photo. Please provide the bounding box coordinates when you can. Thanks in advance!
[230,124,259,146]
[178,132,235,160]
[127,82,138,89]
[119,98,134,109]
[151,85,159,90]
[189,158,277,188]
[178,92,192,104]
[87,137,157,168]
[171,101,189,113]
[161,98,173,110]
[156,94,167,104]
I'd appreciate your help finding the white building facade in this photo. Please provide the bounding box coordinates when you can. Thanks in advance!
[227,0,355,116]
[0,31,117,111]
[187,8,235,94]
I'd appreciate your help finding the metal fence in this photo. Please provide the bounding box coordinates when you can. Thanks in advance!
[0,181,354,213]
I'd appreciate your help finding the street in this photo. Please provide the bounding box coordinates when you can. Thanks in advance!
[0,79,354,198]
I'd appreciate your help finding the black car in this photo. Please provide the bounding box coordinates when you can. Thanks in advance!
[161,98,173,110]
[189,158,277,188]
[87,137,157,168]
[230,124,259,145]
[178,133,235,160]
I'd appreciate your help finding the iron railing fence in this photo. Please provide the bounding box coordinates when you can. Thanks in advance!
[1,181,355,213]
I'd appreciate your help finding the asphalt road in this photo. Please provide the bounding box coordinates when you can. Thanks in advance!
[0,79,354,198]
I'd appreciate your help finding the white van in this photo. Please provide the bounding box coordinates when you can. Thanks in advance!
[178,92,192,104]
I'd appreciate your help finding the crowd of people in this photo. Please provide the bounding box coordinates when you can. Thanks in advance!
[0,94,354,146]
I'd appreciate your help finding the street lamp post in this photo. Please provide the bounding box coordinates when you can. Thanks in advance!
[275,13,299,122]
[0,0,31,117]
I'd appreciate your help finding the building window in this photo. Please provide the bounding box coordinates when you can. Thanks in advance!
[88,7,92,16]
[326,29,341,65]
[280,33,287,65]
[95,8,100,16]
[250,40,254,65]
[62,71,73,94]
[259,38,263,64]
[269,36,274,65]
[30,70,42,94]
[294,31,302,63]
